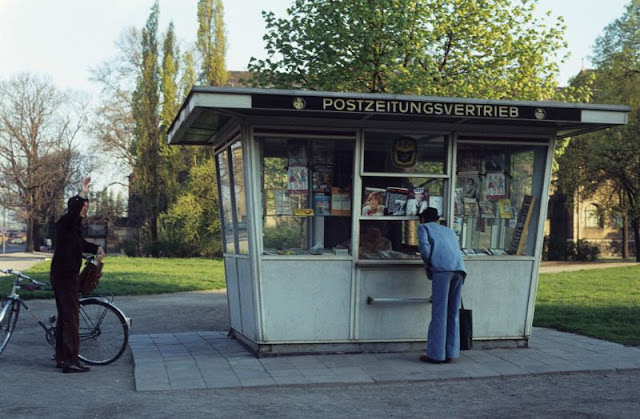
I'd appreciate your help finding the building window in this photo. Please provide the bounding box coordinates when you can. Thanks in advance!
[584,203,603,228]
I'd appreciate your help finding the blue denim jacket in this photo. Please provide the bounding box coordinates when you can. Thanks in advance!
[418,222,466,278]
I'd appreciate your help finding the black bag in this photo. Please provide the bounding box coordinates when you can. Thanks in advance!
[79,258,103,297]
[459,299,473,350]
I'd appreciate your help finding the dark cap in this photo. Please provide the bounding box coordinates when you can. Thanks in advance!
[419,207,439,222]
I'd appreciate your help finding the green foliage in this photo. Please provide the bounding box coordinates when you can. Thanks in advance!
[543,236,600,261]
[197,0,228,86]
[535,265,640,345]
[263,220,303,249]
[557,0,640,261]
[248,0,566,100]
[158,159,221,257]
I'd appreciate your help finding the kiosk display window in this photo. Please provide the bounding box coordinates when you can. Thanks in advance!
[260,135,355,255]
[358,131,449,260]
[217,148,235,254]
[216,140,248,255]
[230,141,248,254]
[454,141,547,256]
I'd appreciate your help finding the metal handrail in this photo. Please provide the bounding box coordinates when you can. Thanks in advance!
[366,296,431,304]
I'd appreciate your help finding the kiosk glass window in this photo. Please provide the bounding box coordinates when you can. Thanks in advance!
[217,149,235,254]
[358,131,449,260]
[231,141,248,254]
[260,135,354,255]
[455,141,547,256]
[363,131,447,174]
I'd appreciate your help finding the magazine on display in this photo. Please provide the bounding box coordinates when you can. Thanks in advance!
[314,194,331,216]
[312,165,333,193]
[331,187,351,216]
[498,198,513,218]
[406,187,428,216]
[385,187,409,215]
[463,198,478,217]
[478,201,496,218]
[362,187,386,216]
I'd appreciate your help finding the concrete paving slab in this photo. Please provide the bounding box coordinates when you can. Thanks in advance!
[129,327,640,391]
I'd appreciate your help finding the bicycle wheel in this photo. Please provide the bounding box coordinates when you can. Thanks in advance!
[78,298,129,365]
[0,298,20,354]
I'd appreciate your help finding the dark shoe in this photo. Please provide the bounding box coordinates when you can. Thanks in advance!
[56,361,64,369]
[62,362,90,373]
[445,358,454,364]
[419,354,445,364]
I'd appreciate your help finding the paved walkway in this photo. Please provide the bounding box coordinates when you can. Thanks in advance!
[4,252,639,393]
[129,327,640,391]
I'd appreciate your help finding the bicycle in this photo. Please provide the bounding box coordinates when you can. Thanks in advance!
[0,261,130,365]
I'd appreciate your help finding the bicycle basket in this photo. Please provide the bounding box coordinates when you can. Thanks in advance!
[79,259,103,296]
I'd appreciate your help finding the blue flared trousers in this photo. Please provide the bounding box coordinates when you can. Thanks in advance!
[426,271,465,361]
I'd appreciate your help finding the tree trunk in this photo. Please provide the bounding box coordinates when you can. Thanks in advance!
[26,216,35,253]
[632,218,640,263]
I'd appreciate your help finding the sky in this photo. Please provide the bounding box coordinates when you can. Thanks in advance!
[0,0,632,93]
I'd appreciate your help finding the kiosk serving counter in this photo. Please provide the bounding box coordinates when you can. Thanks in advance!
[168,87,628,355]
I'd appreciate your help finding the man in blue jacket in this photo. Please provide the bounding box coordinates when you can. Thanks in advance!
[417,207,466,364]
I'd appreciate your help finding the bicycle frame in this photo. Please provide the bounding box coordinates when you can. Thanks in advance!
[1,296,54,335]
[2,267,130,364]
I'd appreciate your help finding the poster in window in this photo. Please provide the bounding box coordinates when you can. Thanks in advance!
[287,166,308,195]
[275,190,293,215]
[288,143,307,166]
[485,172,506,200]
[458,172,481,201]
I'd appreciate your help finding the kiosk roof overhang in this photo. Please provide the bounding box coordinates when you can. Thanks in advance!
[168,87,630,145]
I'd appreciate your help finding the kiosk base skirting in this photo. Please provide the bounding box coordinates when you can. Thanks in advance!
[229,329,529,357]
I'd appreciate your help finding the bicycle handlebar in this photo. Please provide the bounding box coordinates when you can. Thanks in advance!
[0,268,50,291]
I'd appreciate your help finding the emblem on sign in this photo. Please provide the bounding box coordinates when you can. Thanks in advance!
[534,108,546,120]
[292,97,306,110]
[392,136,417,168]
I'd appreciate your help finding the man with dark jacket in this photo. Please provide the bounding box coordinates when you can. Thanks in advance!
[417,207,466,364]
[50,177,104,373]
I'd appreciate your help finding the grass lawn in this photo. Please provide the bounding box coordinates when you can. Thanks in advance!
[1,256,226,298]
[534,265,640,346]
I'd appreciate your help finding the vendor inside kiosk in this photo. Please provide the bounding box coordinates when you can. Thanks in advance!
[168,87,629,355]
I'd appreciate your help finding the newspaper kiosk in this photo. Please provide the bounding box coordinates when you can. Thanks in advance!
[168,87,628,355]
